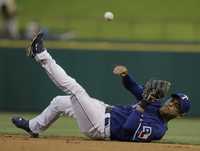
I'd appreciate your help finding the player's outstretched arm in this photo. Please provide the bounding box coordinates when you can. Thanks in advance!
[113,65,143,101]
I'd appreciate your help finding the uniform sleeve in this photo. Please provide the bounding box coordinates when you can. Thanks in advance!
[122,75,144,101]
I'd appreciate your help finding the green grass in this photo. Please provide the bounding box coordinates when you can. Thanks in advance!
[0,112,83,137]
[0,112,200,145]
[14,0,200,41]
[161,118,200,145]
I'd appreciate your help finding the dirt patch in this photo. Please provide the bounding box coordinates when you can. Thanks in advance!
[0,134,200,151]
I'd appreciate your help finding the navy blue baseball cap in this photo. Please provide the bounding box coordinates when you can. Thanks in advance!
[171,93,191,114]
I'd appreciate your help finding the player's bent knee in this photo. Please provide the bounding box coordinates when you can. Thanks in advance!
[50,96,62,104]
[50,96,70,113]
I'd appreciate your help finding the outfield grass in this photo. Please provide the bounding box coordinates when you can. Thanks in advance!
[0,112,199,145]
[0,112,83,137]
[15,0,200,41]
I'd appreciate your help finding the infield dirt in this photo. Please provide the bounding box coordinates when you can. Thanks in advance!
[1,135,200,151]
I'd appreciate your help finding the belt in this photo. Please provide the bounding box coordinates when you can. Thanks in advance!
[104,106,111,140]
[105,106,112,113]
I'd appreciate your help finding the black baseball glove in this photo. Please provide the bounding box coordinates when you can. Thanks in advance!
[142,79,171,102]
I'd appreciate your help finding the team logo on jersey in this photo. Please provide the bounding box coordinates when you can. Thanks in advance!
[181,95,189,101]
[138,126,152,140]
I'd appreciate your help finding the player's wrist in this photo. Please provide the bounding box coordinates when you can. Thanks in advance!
[136,105,145,113]
[138,100,150,110]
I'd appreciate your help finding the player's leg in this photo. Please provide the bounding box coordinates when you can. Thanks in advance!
[35,50,109,139]
[29,95,75,134]
[12,95,75,137]
[29,33,110,139]
[28,94,108,139]
[70,94,109,139]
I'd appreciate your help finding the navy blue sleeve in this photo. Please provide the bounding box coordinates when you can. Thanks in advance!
[122,75,144,101]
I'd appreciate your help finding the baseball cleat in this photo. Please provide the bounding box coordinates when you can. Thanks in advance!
[11,116,39,138]
[26,32,45,57]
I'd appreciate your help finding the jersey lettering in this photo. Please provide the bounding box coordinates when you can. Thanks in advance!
[181,95,189,100]
[138,126,152,140]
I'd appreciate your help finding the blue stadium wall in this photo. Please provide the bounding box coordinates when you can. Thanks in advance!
[0,47,199,116]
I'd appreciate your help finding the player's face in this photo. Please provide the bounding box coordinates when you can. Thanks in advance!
[160,97,181,118]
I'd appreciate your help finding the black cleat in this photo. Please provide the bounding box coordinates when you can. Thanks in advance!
[27,32,45,57]
[11,116,39,138]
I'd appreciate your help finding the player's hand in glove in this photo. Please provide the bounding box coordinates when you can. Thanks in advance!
[138,80,171,111]
[113,65,128,77]
[142,79,171,101]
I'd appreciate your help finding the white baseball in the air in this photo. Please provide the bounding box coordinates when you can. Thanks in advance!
[104,11,114,21]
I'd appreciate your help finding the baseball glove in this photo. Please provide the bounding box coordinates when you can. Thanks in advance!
[142,79,171,102]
